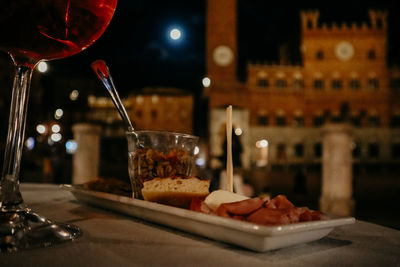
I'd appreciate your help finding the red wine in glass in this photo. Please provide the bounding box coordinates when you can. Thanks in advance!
[0,0,117,252]
[0,0,117,66]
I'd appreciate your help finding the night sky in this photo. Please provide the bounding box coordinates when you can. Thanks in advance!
[39,0,400,99]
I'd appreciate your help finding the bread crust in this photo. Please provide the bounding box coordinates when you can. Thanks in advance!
[141,176,210,208]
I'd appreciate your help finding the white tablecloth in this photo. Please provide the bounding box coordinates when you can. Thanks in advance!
[1,183,400,266]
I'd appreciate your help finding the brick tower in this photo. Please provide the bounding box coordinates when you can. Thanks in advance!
[206,0,238,88]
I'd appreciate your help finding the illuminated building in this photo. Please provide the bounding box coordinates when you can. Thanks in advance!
[206,0,400,168]
[87,87,194,135]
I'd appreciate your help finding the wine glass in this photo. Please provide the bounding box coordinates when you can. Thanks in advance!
[0,0,118,252]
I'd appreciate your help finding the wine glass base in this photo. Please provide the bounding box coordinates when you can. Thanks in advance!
[0,209,82,253]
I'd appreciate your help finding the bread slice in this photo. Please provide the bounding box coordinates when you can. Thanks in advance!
[141,176,210,209]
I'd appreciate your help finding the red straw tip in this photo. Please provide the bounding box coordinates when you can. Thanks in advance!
[91,59,109,79]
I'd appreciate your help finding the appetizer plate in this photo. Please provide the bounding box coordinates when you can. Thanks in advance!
[63,185,355,252]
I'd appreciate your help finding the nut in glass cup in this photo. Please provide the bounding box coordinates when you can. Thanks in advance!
[126,130,199,199]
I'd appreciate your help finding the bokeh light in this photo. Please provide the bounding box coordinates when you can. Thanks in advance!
[51,133,62,142]
[196,158,205,166]
[54,109,64,120]
[202,77,211,87]
[234,127,243,136]
[70,90,79,101]
[51,124,61,133]
[37,62,48,73]
[66,140,78,154]
[25,137,35,150]
[36,124,46,134]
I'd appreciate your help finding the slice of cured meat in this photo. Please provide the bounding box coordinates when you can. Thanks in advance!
[247,207,301,225]
[299,209,322,221]
[217,197,268,216]
[265,194,295,209]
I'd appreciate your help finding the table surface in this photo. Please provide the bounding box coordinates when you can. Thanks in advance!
[1,183,400,267]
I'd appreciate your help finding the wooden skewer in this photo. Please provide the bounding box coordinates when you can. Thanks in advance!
[226,105,233,192]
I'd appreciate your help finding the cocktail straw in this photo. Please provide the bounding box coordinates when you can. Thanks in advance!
[91,60,135,133]
[226,105,233,192]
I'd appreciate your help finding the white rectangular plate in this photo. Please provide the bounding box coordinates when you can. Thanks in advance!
[63,185,355,252]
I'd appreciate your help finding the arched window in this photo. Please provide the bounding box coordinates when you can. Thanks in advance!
[257,115,269,126]
[293,79,304,90]
[307,20,313,29]
[293,110,304,127]
[350,114,361,127]
[316,50,324,60]
[313,79,324,90]
[314,143,322,158]
[276,79,287,89]
[331,79,343,90]
[367,115,380,127]
[276,143,287,160]
[151,109,157,119]
[349,79,360,90]
[331,111,341,123]
[376,18,383,29]
[258,79,269,87]
[293,116,304,127]
[257,72,268,88]
[294,143,304,157]
[367,78,379,91]
[368,49,376,59]
[368,143,380,158]
[313,115,324,126]
[275,116,286,126]
[352,142,361,158]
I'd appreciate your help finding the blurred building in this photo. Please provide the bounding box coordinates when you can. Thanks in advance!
[87,87,194,135]
[206,0,400,169]
[127,87,193,134]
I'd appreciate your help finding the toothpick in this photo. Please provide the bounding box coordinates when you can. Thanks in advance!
[226,105,233,192]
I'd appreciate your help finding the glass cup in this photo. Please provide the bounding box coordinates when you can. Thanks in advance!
[126,130,199,199]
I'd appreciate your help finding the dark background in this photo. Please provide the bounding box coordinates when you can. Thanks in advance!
[3,1,399,95]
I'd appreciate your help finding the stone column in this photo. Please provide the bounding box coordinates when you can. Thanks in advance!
[320,123,354,216]
[72,123,102,184]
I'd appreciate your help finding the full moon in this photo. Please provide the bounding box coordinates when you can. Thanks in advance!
[170,29,181,40]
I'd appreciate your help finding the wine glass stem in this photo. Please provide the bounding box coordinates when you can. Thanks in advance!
[0,65,33,211]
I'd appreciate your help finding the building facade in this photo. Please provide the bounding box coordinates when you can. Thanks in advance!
[206,1,400,169]
[87,87,194,136]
